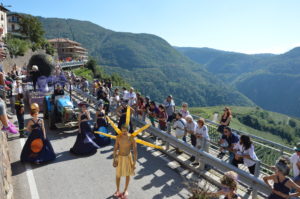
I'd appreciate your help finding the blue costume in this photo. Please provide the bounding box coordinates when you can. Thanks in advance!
[70,113,99,155]
[94,114,111,147]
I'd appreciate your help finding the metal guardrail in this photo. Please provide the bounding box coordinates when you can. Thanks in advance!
[72,84,291,168]
[71,87,270,198]
[60,61,87,69]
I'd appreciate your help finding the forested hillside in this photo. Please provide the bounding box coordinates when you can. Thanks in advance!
[38,17,254,107]
[177,47,300,117]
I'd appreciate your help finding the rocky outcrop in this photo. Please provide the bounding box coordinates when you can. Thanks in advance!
[0,131,14,199]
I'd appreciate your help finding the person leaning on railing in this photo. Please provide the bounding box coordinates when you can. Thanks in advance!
[148,101,159,127]
[173,112,186,153]
[185,115,197,162]
[218,127,239,162]
[195,118,210,153]
[263,156,300,199]
[231,135,259,175]
[193,118,210,167]
[290,142,300,186]
[157,104,168,131]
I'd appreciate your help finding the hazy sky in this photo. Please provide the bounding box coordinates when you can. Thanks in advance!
[2,0,300,54]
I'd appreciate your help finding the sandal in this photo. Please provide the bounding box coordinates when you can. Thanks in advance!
[113,191,122,198]
[121,191,128,199]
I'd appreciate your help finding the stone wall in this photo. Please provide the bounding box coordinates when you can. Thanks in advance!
[0,49,45,73]
[0,131,13,199]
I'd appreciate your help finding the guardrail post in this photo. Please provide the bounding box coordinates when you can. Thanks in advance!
[252,160,260,199]
[252,184,258,199]
[254,160,260,178]
[165,122,171,150]
[198,138,206,171]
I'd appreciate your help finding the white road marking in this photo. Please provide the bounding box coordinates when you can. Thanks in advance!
[19,138,40,199]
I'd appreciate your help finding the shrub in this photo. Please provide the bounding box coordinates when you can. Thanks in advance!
[5,37,30,57]
[28,53,55,76]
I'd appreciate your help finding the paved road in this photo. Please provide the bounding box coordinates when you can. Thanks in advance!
[8,112,189,199]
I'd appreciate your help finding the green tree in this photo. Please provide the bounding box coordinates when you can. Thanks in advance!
[4,36,30,57]
[19,14,45,43]
[85,57,97,72]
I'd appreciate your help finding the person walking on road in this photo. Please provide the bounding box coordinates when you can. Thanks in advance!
[113,125,137,199]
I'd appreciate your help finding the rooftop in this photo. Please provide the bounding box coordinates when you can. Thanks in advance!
[48,38,81,45]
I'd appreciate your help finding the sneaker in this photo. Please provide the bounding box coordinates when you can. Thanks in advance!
[2,126,18,134]
[8,122,18,130]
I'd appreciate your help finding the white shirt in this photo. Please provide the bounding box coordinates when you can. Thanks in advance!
[173,118,186,137]
[195,125,210,149]
[234,143,258,167]
[290,153,300,177]
[125,92,136,106]
[122,90,129,99]
[179,109,190,118]
[185,121,197,133]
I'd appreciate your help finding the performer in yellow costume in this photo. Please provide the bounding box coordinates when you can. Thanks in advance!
[113,125,137,198]
[95,106,162,198]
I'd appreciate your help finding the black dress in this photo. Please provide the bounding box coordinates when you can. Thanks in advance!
[268,177,290,199]
[93,116,111,147]
[70,113,99,155]
[20,119,56,163]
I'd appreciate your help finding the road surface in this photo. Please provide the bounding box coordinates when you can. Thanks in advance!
[8,111,189,199]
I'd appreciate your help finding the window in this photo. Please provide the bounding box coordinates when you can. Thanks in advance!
[12,24,15,31]
[1,15,3,21]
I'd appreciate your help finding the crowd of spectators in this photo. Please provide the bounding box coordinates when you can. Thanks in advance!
[3,61,300,197]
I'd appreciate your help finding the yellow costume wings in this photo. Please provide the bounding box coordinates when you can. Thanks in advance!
[95,106,163,149]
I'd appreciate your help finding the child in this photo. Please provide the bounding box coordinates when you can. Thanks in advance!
[15,93,25,138]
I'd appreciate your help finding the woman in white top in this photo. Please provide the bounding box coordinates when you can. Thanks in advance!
[179,102,190,119]
[173,112,186,139]
[195,119,210,153]
[185,115,197,162]
[232,135,258,175]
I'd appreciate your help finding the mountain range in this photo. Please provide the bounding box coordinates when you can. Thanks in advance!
[37,16,300,117]
[38,17,253,107]
[176,47,300,117]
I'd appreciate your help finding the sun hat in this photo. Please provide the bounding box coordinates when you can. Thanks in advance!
[32,65,39,71]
